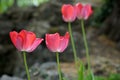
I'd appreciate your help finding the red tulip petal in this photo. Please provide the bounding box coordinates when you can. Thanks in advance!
[85,4,93,19]
[18,30,26,41]
[19,30,36,50]
[10,29,43,52]
[9,31,18,49]
[61,4,76,22]
[25,31,36,50]
[18,30,26,49]
[16,35,24,51]
[26,38,44,52]
[46,33,60,52]
[62,5,73,19]
[81,4,93,20]
[76,3,83,19]
[58,32,70,52]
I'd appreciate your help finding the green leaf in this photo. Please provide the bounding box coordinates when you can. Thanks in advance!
[94,76,107,80]
[86,71,95,80]
[109,73,120,80]
[78,61,84,80]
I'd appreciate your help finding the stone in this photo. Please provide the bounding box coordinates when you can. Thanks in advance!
[39,62,59,80]
[29,62,60,80]
[0,75,23,80]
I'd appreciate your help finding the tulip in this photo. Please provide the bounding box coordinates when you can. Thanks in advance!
[46,32,69,80]
[61,4,78,69]
[76,3,93,20]
[10,30,44,80]
[46,32,69,53]
[76,3,94,78]
[61,4,77,22]
[10,30,43,52]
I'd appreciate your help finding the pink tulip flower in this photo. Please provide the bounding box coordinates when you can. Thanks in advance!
[10,30,43,52]
[76,3,93,20]
[46,32,70,52]
[61,4,77,22]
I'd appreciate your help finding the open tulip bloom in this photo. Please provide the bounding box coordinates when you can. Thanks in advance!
[10,30,43,52]
[46,32,70,53]
[10,30,43,80]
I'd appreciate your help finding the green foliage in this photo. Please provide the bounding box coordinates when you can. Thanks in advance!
[78,61,84,80]
[17,0,49,7]
[109,73,120,80]
[78,70,120,80]
[7,0,14,7]
[94,76,106,80]
[77,61,95,80]
[94,74,120,80]
[0,0,14,13]
[85,71,95,80]
[0,0,49,13]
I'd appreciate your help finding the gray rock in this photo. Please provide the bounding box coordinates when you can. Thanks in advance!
[29,62,60,80]
[40,62,57,70]
[39,62,59,80]
[0,75,23,80]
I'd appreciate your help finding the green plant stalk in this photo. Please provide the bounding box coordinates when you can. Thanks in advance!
[68,22,78,66]
[23,52,31,80]
[56,52,62,80]
[80,20,91,73]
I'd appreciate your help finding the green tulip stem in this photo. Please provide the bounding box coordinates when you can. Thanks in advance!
[68,22,78,68]
[56,52,62,80]
[23,52,31,80]
[81,20,91,72]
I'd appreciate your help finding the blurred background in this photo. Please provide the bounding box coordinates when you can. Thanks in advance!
[0,0,120,80]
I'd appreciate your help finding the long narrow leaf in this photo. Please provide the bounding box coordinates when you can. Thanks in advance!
[78,61,84,80]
